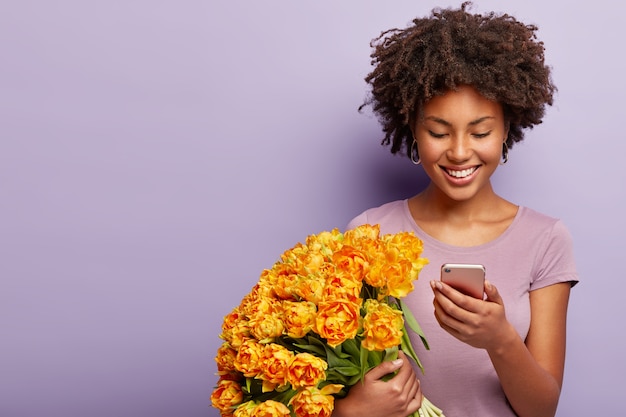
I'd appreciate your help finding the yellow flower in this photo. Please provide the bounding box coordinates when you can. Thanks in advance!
[279,242,308,265]
[251,400,291,417]
[287,352,328,388]
[361,299,404,351]
[305,228,343,257]
[211,378,244,416]
[282,301,317,339]
[289,385,344,417]
[234,401,257,417]
[343,224,380,244]
[314,299,361,347]
[234,339,265,378]
[384,231,429,272]
[259,343,294,388]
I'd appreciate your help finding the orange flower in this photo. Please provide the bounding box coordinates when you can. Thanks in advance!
[292,275,325,304]
[249,312,284,342]
[361,299,404,351]
[279,242,308,265]
[212,226,438,416]
[363,258,387,289]
[215,343,238,374]
[262,264,298,301]
[332,246,369,281]
[243,292,281,318]
[259,343,294,388]
[287,352,328,388]
[220,307,245,344]
[297,251,327,276]
[322,272,362,304]
[211,378,243,416]
[289,385,344,417]
[384,231,424,255]
[229,320,251,350]
[251,400,291,417]
[282,301,317,339]
[382,259,415,299]
[234,339,265,378]
[314,299,361,347]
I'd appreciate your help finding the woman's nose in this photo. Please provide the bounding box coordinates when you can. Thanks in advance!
[447,137,472,161]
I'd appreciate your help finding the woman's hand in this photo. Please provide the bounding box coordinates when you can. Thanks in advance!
[430,280,516,351]
[431,279,571,417]
[332,351,422,417]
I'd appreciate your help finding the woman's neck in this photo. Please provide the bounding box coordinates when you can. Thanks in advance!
[413,182,505,220]
[408,183,518,246]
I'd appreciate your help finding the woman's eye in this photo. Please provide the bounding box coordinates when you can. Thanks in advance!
[473,131,492,139]
[428,131,446,139]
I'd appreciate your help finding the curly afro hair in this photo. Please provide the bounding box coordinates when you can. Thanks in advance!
[361,2,556,158]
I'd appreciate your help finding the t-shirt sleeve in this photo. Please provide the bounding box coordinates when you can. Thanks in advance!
[530,219,579,290]
[345,211,368,231]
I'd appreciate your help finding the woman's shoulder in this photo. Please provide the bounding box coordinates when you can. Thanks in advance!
[516,206,570,234]
[512,207,575,254]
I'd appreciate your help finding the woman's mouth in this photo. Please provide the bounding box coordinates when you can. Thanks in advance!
[444,166,478,179]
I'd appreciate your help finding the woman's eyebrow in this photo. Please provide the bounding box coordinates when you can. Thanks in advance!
[468,116,495,126]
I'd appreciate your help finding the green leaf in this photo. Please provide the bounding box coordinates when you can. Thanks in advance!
[399,298,429,350]
[292,342,326,357]
[346,374,362,386]
[329,343,352,360]
[359,342,369,382]
[367,349,383,368]
[330,366,361,376]
[382,346,399,363]
[341,338,360,359]
[401,327,424,374]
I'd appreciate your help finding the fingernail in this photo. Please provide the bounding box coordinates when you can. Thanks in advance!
[435,281,443,290]
[392,359,403,366]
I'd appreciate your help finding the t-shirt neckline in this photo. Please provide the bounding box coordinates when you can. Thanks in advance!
[400,199,525,252]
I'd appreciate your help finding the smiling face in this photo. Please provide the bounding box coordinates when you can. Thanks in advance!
[413,85,509,203]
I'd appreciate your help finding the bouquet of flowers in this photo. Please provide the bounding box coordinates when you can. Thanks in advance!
[211,224,445,417]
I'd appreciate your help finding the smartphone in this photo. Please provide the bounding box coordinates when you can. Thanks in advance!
[440,263,485,298]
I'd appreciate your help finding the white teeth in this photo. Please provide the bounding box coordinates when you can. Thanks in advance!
[446,167,477,178]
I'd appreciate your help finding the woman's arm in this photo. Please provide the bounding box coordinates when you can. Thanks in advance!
[432,280,571,417]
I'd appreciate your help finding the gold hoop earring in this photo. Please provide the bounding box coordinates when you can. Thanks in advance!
[500,143,509,165]
[410,140,421,165]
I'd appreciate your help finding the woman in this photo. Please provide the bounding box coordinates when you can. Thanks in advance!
[333,4,578,417]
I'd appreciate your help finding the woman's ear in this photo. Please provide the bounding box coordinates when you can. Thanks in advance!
[503,120,510,143]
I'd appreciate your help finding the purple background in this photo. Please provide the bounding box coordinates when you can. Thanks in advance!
[1,1,622,416]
